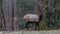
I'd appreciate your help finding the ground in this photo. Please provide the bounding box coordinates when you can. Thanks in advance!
[1,30,60,34]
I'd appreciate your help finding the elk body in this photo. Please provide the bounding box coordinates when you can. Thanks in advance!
[23,13,43,30]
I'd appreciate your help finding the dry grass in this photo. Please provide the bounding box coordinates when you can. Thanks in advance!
[1,30,60,34]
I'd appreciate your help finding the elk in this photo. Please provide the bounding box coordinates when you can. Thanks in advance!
[23,13,43,30]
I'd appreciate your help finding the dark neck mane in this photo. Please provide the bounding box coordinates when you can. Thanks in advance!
[39,13,43,22]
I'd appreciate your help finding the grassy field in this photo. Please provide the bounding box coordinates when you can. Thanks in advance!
[1,30,60,34]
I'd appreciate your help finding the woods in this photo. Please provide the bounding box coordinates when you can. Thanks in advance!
[0,0,60,31]
[0,0,19,31]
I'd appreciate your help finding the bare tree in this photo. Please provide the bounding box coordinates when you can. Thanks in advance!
[2,0,19,31]
[1,0,6,31]
[34,0,46,30]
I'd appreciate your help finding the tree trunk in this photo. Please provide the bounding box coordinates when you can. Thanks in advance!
[12,0,19,31]
[1,0,6,31]
[2,0,19,31]
[34,0,44,30]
